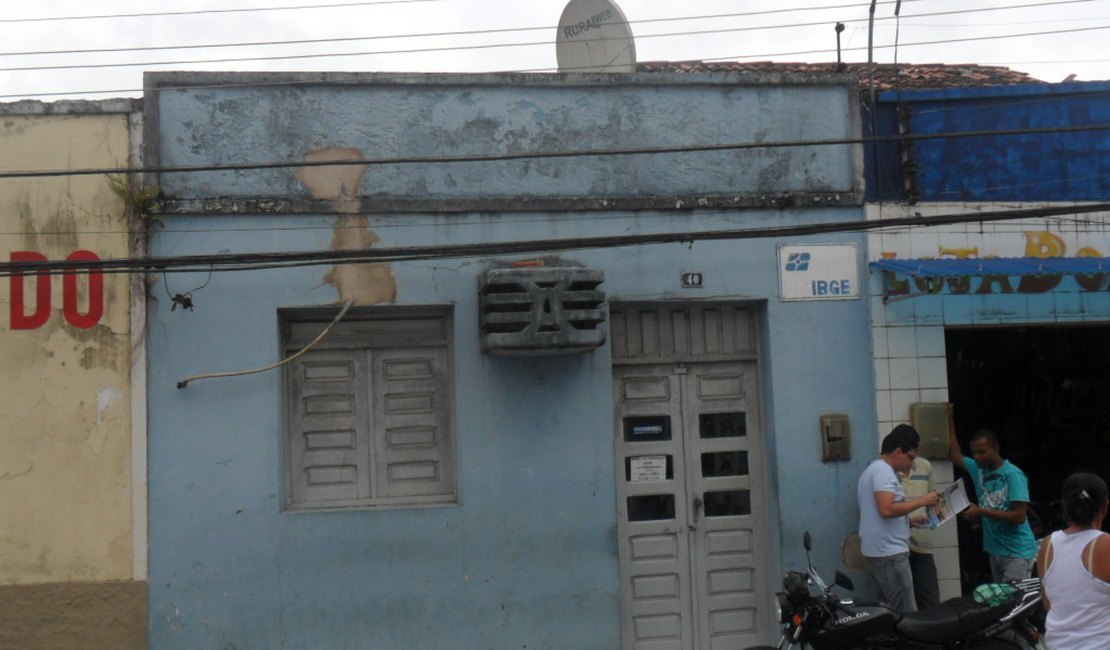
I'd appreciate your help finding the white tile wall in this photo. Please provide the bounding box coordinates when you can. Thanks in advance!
[872,325,889,358]
[874,359,891,391]
[910,231,941,259]
[889,389,921,422]
[878,232,910,255]
[870,317,962,594]
[934,546,961,582]
[886,326,918,358]
[889,357,919,390]
[936,228,971,251]
[876,390,893,424]
[915,326,946,357]
[918,356,948,389]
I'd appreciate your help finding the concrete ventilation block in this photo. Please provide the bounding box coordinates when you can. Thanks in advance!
[479,266,606,355]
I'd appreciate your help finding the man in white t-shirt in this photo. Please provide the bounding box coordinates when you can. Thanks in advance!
[857,425,941,612]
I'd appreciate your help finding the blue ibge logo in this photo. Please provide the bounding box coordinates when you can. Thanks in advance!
[784,252,811,271]
[783,249,853,296]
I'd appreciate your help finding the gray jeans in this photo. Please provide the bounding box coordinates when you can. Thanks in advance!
[865,552,916,612]
[989,555,1034,583]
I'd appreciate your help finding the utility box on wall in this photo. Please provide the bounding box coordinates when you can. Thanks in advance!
[820,413,851,462]
[911,403,951,459]
[479,264,606,356]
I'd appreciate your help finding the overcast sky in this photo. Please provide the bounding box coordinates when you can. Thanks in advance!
[2,0,1108,102]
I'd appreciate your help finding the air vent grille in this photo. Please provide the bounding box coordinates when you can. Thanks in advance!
[480,267,606,355]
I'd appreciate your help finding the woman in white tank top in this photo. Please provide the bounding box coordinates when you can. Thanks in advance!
[1036,472,1110,650]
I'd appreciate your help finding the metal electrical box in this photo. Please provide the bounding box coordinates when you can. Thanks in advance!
[911,402,951,459]
[820,413,851,462]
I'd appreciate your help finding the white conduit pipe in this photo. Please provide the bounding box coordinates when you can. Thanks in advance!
[177,298,355,389]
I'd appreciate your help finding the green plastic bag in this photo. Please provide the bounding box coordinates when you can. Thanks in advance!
[972,583,1017,607]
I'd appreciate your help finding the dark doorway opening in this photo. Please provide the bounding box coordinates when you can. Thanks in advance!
[945,325,1110,591]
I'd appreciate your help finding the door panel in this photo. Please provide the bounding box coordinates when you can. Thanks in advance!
[614,361,768,650]
[615,366,693,650]
[685,363,764,650]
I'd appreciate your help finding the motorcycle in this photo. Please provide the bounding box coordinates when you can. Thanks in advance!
[750,532,1045,650]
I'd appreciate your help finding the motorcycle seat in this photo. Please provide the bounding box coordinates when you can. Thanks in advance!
[895,594,1017,644]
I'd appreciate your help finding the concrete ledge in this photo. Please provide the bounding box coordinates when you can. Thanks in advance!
[162,191,864,215]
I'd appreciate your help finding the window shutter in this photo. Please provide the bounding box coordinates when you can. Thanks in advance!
[371,346,454,499]
[287,349,372,506]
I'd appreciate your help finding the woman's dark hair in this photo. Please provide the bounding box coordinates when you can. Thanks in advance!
[1062,472,1109,527]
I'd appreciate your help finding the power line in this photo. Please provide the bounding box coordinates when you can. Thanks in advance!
[1,5,853,57]
[3,11,1105,97]
[3,123,1107,180]
[6,15,1107,74]
[2,0,921,26]
[2,203,1107,277]
[703,24,1110,64]
[0,0,454,24]
[883,16,1110,28]
[3,0,1090,59]
[8,54,1108,102]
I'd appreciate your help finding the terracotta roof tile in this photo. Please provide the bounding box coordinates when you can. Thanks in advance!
[636,61,1042,90]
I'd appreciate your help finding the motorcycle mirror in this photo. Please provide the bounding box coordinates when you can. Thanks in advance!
[803,531,812,551]
[834,571,855,592]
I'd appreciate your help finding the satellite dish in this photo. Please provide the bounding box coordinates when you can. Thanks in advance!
[556,0,636,73]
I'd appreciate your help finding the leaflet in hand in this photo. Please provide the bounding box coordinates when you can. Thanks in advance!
[923,481,970,529]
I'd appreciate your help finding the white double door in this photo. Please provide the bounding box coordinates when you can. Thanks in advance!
[613,361,770,650]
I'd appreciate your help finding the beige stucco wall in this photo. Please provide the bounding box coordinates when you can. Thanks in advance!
[0,111,134,585]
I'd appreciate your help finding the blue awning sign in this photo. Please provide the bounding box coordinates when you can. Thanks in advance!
[871,257,1110,277]
[870,256,1110,302]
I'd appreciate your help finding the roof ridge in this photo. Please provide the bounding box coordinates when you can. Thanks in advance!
[635,60,1044,90]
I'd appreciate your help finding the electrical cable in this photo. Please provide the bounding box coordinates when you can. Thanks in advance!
[702,23,1110,64]
[9,54,1107,101]
[3,0,1092,59]
[0,0,453,24]
[2,203,1107,277]
[0,6,869,57]
[2,1,1102,101]
[175,298,354,388]
[6,19,1107,74]
[3,0,926,26]
[3,122,1107,180]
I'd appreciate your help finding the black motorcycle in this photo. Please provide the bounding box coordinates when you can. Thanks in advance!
[749,532,1045,650]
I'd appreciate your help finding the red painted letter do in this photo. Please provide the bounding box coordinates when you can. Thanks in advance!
[9,250,104,329]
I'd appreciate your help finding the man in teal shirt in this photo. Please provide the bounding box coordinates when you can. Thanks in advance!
[948,418,1038,582]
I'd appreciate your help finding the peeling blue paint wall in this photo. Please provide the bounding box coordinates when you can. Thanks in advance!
[145,72,876,649]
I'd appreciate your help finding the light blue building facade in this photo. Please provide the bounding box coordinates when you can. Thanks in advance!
[143,71,878,649]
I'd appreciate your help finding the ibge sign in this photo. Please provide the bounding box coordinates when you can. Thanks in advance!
[778,244,860,301]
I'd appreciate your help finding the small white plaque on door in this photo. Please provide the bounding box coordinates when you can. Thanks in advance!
[630,456,667,482]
